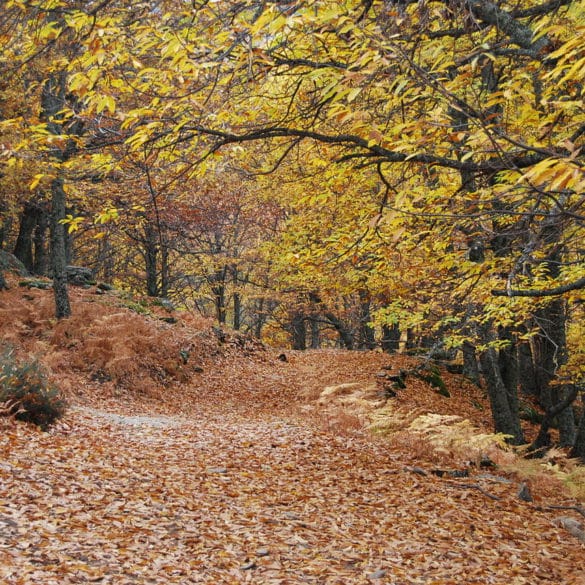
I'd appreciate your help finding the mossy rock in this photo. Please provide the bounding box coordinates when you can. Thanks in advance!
[414,365,450,397]
[19,279,52,290]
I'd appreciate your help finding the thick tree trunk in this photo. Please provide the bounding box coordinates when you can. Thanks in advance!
[531,385,578,454]
[50,177,71,319]
[518,339,538,395]
[13,201,40,272]
[324,311,354,349]
[309,318,320,349]
[41,71,77,319]
[533,298,574,446]
[290,312,306,350]
[357,291,376,349]
[554,385,576,448]
[381,323,400,353]
[233,292,241,330]
[569,396,585,463]
[33,206,49,276]
[479,346,524,445]
[462,341,481,386]
[144,221,159,297]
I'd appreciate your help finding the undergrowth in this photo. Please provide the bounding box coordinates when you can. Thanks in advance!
[0,349,66,430]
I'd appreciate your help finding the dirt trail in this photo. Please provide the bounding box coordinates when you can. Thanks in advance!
[2,399,584,585]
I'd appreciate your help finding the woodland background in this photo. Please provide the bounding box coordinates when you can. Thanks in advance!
[0,1,584,458]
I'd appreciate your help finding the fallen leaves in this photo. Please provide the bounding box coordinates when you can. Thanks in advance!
[1,403,584,585]
[0,286,584,583]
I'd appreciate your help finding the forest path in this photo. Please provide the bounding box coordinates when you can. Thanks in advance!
[2,401,583,585]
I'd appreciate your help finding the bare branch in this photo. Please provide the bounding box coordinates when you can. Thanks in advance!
[492,277,585,297]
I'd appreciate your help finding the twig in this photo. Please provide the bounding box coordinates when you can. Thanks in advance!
[448,482,501,501]
[544,505,585,518]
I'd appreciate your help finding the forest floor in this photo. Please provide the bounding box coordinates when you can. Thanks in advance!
[1,281,584,584]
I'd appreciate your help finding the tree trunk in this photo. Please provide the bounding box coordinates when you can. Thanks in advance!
[33,206,49,276]
[13,200,40,272]
[531,385,578,454]
[479,346,524,445]
[290,312,306,350]
[160,231,170,297]
[233,291,241,330]
[309,318,320,349]
[569,395,585,463]
[381,323,400,353]
[554,385,576,448]
[358,291,376,349]
[50,177,71,319]
[533,298,574,446]
[518,339,538,395]
[144,221,159,297]
[323,311,354,349]
[41,71,78,319]
[462,341,481,386]
[253,297,265,339]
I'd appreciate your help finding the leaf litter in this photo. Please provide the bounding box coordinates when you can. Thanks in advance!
[0,284,584,584]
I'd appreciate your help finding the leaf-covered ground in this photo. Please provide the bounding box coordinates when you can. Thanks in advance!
[2,398,584,584]
[1,283,584,583]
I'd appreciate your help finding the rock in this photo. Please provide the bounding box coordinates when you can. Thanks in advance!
[367,569,387,579]
[97,282,114,291]
[19,279,51,290]
[159,316,177,324]
[517,482,533,502]
[66,265,94,286]
[554,517,585,543]
[277,353,288,362]
[255,548,269,557]
[158,298,176,311]
[0,250,29,277]
[240,561,257,570]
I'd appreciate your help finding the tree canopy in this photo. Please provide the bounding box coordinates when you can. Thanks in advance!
[1,0,584,454]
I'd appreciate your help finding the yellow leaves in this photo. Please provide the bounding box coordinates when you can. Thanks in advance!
[36,21,62,43]
[29,172,56,191]
[546,27,585,88]
[520,157,583,192]
[59,214,84,233]
[94,207,119,224]
[94,94,116,115]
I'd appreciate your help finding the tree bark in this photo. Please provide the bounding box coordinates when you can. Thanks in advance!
[533,298,574,446]
[518,339,538,395]
[462,341,481,386]
[290,312,306,350]
[50,177,71,318]
[309,318,320,349]
[479,344,525,445]
[570,395,585,463]
[357,291,376,349]
[13,200,41,272]
[381,323,400,353]
[33,205,49,276]
[144,220,159,297]
[233,291,241,330]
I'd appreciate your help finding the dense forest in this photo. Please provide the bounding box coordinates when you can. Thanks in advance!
[0,0,584,458]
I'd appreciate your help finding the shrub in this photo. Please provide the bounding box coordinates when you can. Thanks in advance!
[0,350,66,430]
